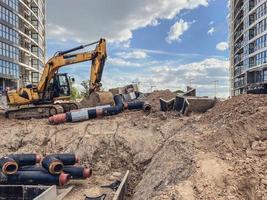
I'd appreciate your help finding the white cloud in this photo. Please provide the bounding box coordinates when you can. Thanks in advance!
[216,42,229,51]
[103,57,229,97]
[47,24,76,42]
[207,27,215,36]
[166,19,194,43]
[47,0,209,43]
[107,57,142,67]
[209,21,214,25]
[116,51,148,59]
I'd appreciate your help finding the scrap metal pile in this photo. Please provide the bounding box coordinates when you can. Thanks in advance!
[0,153,91,186]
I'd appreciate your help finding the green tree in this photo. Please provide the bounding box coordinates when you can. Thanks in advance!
[80,80,90,97]
[70,85,80,100]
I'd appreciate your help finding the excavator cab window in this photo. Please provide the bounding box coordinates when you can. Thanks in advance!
[55,73,71,97]
[42,73,71,102]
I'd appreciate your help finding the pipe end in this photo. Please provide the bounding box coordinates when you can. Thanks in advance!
[83,168,92,178]
[75,155,80,164]
[143,102,151,112]
[2,161,18,175]
[59,173,70,186]
[48,114,67,124]
[49,160,64,174]
[35,155,42,163]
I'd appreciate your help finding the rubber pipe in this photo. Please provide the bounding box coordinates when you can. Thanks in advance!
[42,156,64,175]
[63,166,92,179]
[0,171,69,186]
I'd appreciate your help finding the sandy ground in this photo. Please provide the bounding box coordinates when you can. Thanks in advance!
[0,92,266,200]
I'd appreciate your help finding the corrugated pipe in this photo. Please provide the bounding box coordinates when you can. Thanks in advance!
[0,154,41,175]
[49,95,151,124]
[0,171,70,186]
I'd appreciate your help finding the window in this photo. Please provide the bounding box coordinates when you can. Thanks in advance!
[0,5,18,28]
[0,41,19,61]
[0,58,19,78]
[0,23,19,44]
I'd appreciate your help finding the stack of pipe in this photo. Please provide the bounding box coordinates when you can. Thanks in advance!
[49,94,151,124]
[0,153,92,186]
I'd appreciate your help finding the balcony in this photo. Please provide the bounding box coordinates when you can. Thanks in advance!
[234,0,244,18]
[249,0,256,11]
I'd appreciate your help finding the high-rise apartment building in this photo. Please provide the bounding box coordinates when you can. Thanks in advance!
[230,0,267,96]
[0,0,45,93]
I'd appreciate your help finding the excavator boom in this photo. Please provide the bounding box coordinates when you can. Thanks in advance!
[38,38,107,95]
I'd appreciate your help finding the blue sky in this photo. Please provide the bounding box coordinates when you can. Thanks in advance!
[46,0,230,97]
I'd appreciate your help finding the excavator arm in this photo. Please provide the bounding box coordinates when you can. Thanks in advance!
[38,38,107,94]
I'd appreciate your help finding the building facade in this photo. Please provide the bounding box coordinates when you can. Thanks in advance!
[0,0,45,93]
[230,0,267,96]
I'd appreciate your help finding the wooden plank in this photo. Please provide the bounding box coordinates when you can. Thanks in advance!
[56,186,74,200]
[34,185,57,200]
[112,170,129,200]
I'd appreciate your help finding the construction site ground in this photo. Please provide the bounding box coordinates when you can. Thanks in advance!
[0,90,266,200]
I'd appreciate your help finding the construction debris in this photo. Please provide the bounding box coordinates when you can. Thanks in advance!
[159,95,215,114]
[159,98,175,111]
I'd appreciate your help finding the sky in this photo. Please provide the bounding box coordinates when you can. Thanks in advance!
[46,0,230,98]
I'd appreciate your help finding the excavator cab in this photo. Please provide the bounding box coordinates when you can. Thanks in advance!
[42,73,71,102]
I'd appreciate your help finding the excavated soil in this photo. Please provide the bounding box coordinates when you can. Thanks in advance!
[0,92,266,200]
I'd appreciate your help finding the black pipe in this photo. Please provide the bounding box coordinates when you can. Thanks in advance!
[19,166,47,173]
[49,95,151,124]
[20,165,92,180]
[126,101,151,112]
[63,166,92,179]
[0,157,18,175]
[102,95,124,116]
[0,171,70,186]
[9,154,41,166]
[42,156,64,174]
[51,154,79,166]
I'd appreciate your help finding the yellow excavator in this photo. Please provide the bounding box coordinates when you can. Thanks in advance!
[6,38,113,119]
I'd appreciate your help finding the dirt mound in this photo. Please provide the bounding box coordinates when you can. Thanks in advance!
[0,94,266,199]
[145,90,176,111]
[194,94,267,199]
[202,94,267,125]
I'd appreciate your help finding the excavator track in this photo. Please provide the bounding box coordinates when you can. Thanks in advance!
[55,102,80,113]
[6,104,64,120]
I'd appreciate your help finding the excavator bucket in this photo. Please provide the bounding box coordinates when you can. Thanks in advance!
[80,91,115,108]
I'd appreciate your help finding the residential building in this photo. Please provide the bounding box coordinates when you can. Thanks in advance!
[0,0,45,93]
[230,0,267,96]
